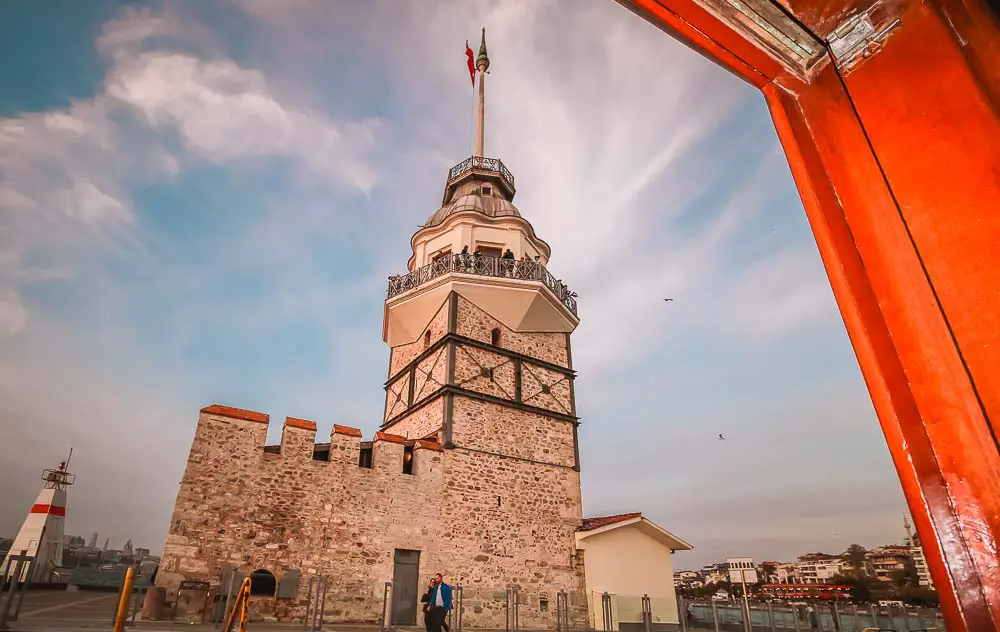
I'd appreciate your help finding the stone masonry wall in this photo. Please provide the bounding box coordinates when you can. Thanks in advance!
[382,397,446,443]
[451,398,576,468]
[412,345,448,402]
[442,293,587,628]
[157,406,447,625]
[455,295,570,367]
[388,297,451,376]
[440,446,588,628]
[453,344,518,402]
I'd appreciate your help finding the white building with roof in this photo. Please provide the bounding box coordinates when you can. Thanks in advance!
[575,513,693,629]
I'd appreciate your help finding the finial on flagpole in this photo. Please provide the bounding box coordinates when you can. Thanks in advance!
[474,28,489,158]
[477,28,490,73]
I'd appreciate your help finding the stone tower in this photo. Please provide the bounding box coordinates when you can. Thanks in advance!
[153,30,587,630]
[382,28,585,627]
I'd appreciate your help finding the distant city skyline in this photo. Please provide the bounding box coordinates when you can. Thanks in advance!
[0,0,907,568]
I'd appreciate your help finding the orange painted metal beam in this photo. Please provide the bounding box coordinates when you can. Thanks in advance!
[619,0,784,86]
[618,0,1000,629]
[764,74,997,631]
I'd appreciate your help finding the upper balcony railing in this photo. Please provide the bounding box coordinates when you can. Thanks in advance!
[387,254,578,317]
[448,156,516,193]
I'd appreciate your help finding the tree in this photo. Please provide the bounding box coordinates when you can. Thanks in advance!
[759,562,777,584]
[831,574,875,603]
[889,566,920,590]
[900,586,939,608]
[843,544,868,576]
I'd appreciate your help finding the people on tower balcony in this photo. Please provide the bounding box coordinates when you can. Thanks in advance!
[501,248,515,277]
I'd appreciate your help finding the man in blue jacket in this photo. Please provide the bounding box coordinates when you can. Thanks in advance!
[426,573,452,632]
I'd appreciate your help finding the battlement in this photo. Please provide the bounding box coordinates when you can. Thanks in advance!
[196,404,443,475]
[200,404,269,424]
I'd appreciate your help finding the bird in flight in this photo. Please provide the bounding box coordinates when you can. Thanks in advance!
[663,298,674,302]
[718,433,726,440]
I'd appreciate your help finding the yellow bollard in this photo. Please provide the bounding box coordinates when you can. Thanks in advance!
[223,577,252,632]
[113,567,135,632]
[238,585,250,632]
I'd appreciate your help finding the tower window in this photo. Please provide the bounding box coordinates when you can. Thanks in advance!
[402,445,414,475]
[491,328,501,347]
[482,185,492,195]
[359,444,374,469]
[424,330,432,349]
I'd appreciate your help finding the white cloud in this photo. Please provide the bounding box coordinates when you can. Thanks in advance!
[0,6,386,340]
[106,53,383,192]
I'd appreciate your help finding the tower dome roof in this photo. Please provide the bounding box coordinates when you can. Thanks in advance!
[424,186,522,228]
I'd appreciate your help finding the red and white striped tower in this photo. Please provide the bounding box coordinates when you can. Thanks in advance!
[1,453,76,582]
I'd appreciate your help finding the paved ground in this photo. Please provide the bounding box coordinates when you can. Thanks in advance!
[2,591,683,632]
[7,589,120,627]
[3,591,417,631]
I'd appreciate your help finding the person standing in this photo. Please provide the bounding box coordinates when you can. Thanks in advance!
[426,573,452,632]
[421,579,435,632]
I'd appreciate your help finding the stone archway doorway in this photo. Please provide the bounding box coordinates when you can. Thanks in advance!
[611,1,1000,630]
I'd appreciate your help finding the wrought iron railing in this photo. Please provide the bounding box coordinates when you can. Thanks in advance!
[447,156,516,192]
[387,255,578,316]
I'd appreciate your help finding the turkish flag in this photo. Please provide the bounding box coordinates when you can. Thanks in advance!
[465,40,476,86]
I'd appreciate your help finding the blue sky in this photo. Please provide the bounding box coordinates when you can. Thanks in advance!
[0,0,908,568]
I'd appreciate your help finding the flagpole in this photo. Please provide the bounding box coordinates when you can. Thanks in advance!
[474,28,490,159]
[469,74,476,157]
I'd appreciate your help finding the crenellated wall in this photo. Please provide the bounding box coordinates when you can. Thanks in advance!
[157,404,588,629]
[157,405,447,624]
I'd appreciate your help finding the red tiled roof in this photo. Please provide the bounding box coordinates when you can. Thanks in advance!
[578,512,642,532]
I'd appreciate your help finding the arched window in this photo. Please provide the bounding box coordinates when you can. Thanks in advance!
[491,328,501,347]
[249,569,277,596]
[423,330,432,349]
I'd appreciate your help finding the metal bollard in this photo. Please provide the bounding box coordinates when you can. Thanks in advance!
[304,576,316,630]
[556,590,569,632]
[380,581,393,632]
[711,599,720,632]
[11,556,35,622]
[113,567,136,632]
[237,586,250,632]
[0,556,27,629]
[221,572,235,628]
[455,584,464,632]
[516,586,522,632]
[600,592,610,632]
[678,596,688,632]
[900,604,912,632]
[128,584,143,625]
[505,587,511,632]
[641,594,651,632]
[316,576,329,631]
